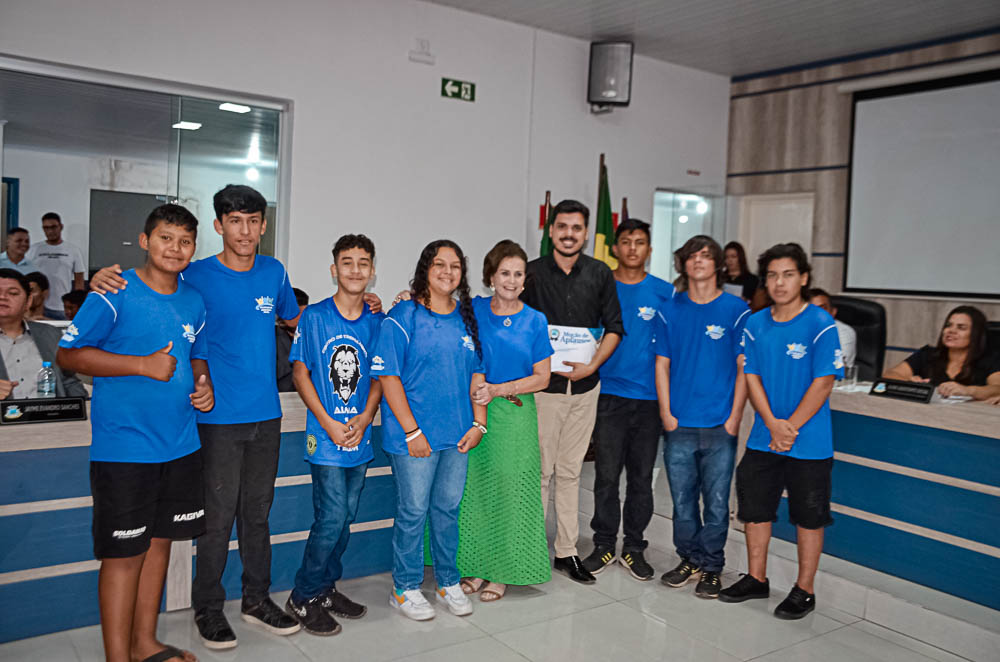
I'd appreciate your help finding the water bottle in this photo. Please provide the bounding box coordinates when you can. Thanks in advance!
[37,362,56,398]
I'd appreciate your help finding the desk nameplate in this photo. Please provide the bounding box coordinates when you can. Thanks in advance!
[0,397,88,425]
[869,379,934,403]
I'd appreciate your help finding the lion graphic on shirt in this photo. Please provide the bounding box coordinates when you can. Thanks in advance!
[329,344,361,404]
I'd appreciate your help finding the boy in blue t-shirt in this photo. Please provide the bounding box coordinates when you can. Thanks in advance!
[654,235,749,599]
[285,234,384,635]
[584,219,673,580]
[719,243,843,620]
[57,204,213,662]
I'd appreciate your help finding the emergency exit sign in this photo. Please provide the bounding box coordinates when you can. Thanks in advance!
[441,77,475,102]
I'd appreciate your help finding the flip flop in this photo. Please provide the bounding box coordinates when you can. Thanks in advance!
[141,645,191,662]
[460,577,485,594]
[480,582,507,602]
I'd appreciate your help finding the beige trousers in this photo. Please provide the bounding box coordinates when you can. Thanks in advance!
[535,382,601,557]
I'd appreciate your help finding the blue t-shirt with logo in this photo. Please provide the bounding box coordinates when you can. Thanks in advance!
[180,255,298,425]
[654,291,750,428]
[472,296,553,384]
[290,298,384,467]
[742,304,844,460]
[371,300,484,455]
[58,270,208,463]
[599,275,674,400]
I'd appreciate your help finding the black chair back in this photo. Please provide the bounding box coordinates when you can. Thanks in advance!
[830,296,887,382]
[987,321,1000,354]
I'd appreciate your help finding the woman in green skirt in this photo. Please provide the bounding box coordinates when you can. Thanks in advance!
[460,240,553,601]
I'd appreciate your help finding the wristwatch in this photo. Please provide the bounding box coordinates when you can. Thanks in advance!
[472,420,488,435]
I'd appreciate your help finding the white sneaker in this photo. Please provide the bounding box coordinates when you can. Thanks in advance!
[390,588,436,621]
[436,584,474,616]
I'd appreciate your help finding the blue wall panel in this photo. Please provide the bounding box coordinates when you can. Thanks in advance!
[0,570,100,643]
[0,507,93,573]
[0,446,92,505]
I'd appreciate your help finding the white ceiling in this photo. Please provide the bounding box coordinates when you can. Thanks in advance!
[428,0,1000,77]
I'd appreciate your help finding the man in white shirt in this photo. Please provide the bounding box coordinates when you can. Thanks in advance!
[0,228,35,273]
[809,289,856,369]
[27,212,84,319]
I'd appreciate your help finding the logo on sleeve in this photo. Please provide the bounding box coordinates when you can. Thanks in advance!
[371,356,385,371]
[330,345,361,404]
[833,348,844,370]
[182,323,196,343]
[786,343,807,359]
[705,325,725,340]
[60,323,79,343]
[461,335,475,352]
[255,296,274,314]
[637,306,656,321]
[293,327,302,343]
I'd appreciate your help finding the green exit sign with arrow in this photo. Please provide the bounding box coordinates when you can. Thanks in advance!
[441,77,476,102]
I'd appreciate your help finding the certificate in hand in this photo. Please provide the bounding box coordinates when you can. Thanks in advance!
[548,325,604,373]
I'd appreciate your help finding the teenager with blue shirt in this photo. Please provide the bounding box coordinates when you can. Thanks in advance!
[654,235,749,598]
[454,240,553,602]
[720,243,843,620]
[373,240,487,621]
[57,204,213,662]
[584,219,673,581]
[284,234,384,635]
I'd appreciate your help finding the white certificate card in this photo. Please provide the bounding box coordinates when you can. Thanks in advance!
[548,325,604,373]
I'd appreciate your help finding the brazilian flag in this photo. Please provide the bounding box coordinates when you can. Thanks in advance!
[593,159,618,269]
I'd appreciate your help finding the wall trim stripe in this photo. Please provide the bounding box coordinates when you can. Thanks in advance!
[727,165,848,178]
[835,452,1000,497]
[813,252,845,257]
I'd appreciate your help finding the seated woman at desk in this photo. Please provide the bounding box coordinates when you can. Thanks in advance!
[883,305,1000,401]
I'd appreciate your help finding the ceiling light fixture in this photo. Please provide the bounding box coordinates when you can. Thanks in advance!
[219,102,252,113]
[247,135,261,164]
[172,121,202,130]
[245,167,260,182]
[679,215,689,224]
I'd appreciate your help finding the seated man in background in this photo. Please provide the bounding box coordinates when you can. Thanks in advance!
[808,289,856,369]
[0,268,87,400]
[277,288,310,392]
[25,272,52,321]
[62,290,88,321]
[0,228,35,273]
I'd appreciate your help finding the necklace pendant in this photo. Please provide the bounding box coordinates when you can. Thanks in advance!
[503,317,512,327]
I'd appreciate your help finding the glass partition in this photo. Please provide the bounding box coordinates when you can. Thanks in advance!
[649,190,726,283]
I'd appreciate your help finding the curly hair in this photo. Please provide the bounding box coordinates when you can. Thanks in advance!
[410,239,481,359]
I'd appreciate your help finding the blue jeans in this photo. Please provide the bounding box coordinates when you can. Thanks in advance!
[663,425,737,573]
[291,462,369,601]
[389,447,468,591]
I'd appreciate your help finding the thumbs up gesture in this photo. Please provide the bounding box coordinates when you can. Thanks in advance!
[190,373,215,412]
[142,341,177,382]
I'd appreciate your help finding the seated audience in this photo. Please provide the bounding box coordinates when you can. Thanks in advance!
[808,289,856,369]
[723,241,760,303]
[0,229,35,273]
[25,272,52,321]
[0,268,87,399]
[883,305,1000,401]
[62,290,88,321]
[276,287,310,392]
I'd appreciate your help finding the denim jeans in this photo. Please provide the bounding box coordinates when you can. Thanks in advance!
[389,447,468,591]
[663,425,737,573]
[291,461,369,602]
[192,418,282,612]
[591,394,662,552]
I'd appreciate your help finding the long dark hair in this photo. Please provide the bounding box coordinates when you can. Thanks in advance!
[931,305,988,384]
[410,240,481,358]
[673,235,724,291]
[724,241,750,278]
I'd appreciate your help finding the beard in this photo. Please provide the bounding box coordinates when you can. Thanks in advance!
[553,242,583,258]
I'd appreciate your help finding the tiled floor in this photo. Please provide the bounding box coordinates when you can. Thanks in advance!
[0,542,971,662]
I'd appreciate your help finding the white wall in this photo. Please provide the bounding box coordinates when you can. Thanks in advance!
[0,0,730,301]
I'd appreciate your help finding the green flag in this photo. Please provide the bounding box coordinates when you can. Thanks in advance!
[594,158,618,269]
[539,192,553,257]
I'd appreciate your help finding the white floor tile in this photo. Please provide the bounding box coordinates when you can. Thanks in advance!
[753,624,943,661]
[0,631,80,662]
[850,622,971,662]
[391,636,528,662]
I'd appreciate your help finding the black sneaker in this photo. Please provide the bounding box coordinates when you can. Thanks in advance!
[320,588,367,619]
[285,595,341,636]
[581,545,616,574]
[774,584,816,620]
[660,559,701,587]
[241,597,301,635]
[694,571,722,599]
[194,609,237,650]
[618,550,654,581]
[718,573,770,603]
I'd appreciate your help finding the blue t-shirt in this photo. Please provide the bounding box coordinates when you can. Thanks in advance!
[599,275,674,400]
[289,298,384,467]
[742,304,844,460]
[58,269,208,463]
[472,296,553,384]
[371,300,484,455]
[181,255,298,424]
[654,291,750,428]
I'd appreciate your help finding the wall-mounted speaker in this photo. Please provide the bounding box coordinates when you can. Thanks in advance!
[588,41,633,107]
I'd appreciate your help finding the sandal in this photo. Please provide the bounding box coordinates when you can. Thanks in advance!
[480,582,507,602]
[141,645,192,662]
[460,577,485,594]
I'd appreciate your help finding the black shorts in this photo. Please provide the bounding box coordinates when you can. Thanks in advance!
[735,448,833,530]
[90,449,206,559]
